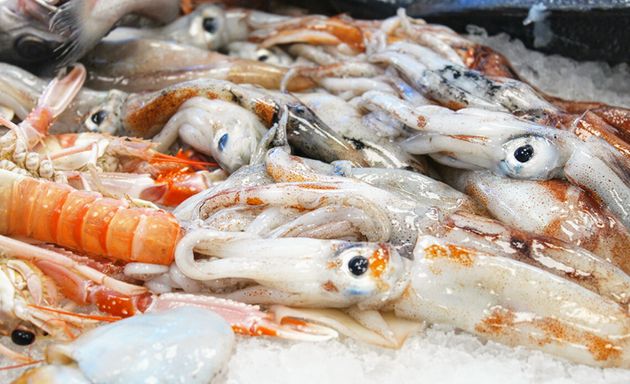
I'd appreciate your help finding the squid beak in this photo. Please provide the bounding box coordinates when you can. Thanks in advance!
[564,135,630,229]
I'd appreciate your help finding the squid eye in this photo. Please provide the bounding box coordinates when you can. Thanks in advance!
[203,17,217,33]
[218,134,228,151]
[348,256,369,276]
[500,135,561,180]
[91,110,107,126]
[11,329,35,346]
[513,144,534,163]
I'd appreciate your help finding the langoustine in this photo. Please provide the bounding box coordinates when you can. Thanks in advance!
[0,234,336,343]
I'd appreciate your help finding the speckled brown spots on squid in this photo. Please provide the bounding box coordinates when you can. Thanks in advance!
[462,183,490,210]
[592,106,630,140]
[475,306,623,363]
[246,197,264,206]
[475,306,516,337]
[440,212,502,241]
[462,44,521,80]
[425,244,477,267]
[417,115,427,128]
[310,18,366,52]
[266,157,320,183]
[326,259,342,269]
[368,247,388,279]
[535,317,622,362]
[447,135,489,144]
[300,184,341,190]
[321,281,339,293]
[124,89,203,137]
[572,111,630,160]
[369,246,391,291]
[539,179,570,203]
[444,101,467,111]
[253,100,278,127]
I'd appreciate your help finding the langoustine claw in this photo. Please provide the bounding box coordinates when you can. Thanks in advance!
[0,64,86,182]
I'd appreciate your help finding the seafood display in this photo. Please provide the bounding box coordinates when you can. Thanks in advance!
[1,1,630,383]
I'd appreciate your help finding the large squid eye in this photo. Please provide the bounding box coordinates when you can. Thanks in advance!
[500,135,561,180]
[218,134,228,151]
[91,110,107,126]
[11,329,35,346]
[348,256,369,276]
[203,17,217,33]
[513,144,534,163]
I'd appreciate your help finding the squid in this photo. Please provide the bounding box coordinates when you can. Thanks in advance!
[369,41,556,116]
[167,148,630,368]
[438,166,630,276]
[176,148,485,257]
[78,78,368,169]
[173,227,630,368]
[360,91,630,230]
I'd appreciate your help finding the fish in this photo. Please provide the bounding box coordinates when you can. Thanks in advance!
[50,0,181,66]
[0,0,64,68]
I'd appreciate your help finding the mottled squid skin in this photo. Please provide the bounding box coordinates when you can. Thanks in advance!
[397,236,630,369]
[440,167,630,276]
[435,210,630,310]
[84,79,368,168]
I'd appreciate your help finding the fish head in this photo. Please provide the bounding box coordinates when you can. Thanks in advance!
[0,17,64,67]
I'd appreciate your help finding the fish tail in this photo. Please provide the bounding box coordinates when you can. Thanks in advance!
[50,0,106,67]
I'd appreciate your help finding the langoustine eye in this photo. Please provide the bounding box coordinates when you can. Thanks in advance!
[11,329,35,346]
